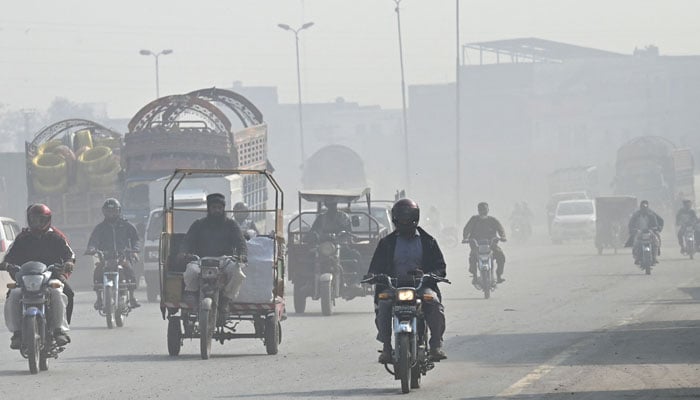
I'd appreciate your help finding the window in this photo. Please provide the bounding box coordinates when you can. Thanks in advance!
[3,222,15,241]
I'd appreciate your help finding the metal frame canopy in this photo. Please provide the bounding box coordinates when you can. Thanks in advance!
[298,188,371,205]
[27,119,121,155]
[463,37,625,65]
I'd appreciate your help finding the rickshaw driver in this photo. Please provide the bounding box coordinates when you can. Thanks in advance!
[310,200,352,238]
[179,193,248,306]
[676,199,699,254]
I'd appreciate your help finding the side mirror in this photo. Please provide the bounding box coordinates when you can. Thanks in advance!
[351,215,361,228]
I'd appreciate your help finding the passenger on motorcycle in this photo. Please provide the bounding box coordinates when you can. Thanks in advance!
[179,193,248,306]
[463,202,507,284]
[310,200,352,239]
[87,198,141,309]
[2,204,74,349]
[626,200,664,265]
[366,198,448,363]
[675,199,698,254]
[233,202,259,240]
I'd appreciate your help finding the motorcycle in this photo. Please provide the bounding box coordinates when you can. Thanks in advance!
[466,238,500,299]
[635,229,655,275]
[361,272,451,394]
[682,224,697,260]
[184,255,244,360]
[510,217,532,241]
[4,262,67,374]
[90,250,137,329]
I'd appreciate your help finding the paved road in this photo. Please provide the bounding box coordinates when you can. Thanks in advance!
[2,236,700,399]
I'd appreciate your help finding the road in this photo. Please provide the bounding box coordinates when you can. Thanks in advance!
[1,234,700,399]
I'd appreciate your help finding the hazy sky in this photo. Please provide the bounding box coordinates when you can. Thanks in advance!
[2,0,699,118]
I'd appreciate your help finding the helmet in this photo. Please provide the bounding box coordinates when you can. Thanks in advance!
[391,198,420,227]
[233,202,250,221]
[27,204,52,233]
[478,202,489,216]
[102,198,121,221]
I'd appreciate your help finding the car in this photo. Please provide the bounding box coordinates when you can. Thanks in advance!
[550,199,596,244]
[0,216,21,262]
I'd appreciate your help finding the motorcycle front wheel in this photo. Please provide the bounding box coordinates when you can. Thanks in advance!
[23,315,40,374]
[199,298,214,360]
[320,281,333,316]
[482,273,491,299]
[397,334,412,394]
[115,291,127,328]
[104,286,114,329]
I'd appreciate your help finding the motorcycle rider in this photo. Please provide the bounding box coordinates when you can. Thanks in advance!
[86,198,141,309]
[310,200,352,238]
[675,199,698,254]
[366,198,448,363]
[1,204,74,349]
[463,202,507,284]
[179,193,248,305]
[233,202,259,240]
[626,200,664,265]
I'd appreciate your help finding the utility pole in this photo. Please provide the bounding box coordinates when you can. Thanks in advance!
[394,0,411,192]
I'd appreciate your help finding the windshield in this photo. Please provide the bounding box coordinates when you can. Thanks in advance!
[349,206,392,232]
[146,210,203,240]
[557,201,594,216]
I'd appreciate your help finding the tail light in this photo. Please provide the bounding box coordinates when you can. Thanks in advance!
[0,239,6,252]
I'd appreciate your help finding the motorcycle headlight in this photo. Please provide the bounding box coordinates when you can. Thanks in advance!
[22,275,44,292]
[397,289,416,302]
[319,241,336,257]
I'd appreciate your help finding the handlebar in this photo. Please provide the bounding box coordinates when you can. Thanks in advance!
[463,237,503,245]
[361,273,451,290]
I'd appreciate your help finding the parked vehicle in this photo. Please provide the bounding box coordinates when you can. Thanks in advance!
[361,272,451,394]
[287,189,385,315]
[0,217,21,261]
[159,169,286,358]
[5,262,67,374]
[594,196,637,255]
[546,191,590,231]
[550,199,596,244]
[89,250,137,328]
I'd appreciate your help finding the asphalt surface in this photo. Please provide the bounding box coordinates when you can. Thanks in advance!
[2,233,700,399]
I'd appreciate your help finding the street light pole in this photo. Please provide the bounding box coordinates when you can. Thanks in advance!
[278,22,314,166]
[394,0,410,192]
[139,49,173,99]
[455,0,462,224]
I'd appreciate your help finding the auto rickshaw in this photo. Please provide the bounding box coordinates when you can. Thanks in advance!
[158,169,286,358]
[287,188,388,316]
[594,195,637,254]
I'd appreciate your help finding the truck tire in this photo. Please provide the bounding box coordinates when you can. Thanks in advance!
[73,129,93,151]
[32,153,67,183]
[78,146,112,175]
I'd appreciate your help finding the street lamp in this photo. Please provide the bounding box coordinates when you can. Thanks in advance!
[393,0,410,192]
[139,49,173,99]
[277,21,314,165]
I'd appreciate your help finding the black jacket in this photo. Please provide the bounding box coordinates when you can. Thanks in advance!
[4,228,75,275]
[180,216,247,259]
[676,209,698,227]
[87,218,141,254]
[367,227,446,298]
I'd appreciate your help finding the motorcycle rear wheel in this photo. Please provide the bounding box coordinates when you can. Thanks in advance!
[410,363,421,388]
[23,316,40,374]
[199,298,214,360]
[264,313,280,355]
[293,284,306,314]
[397,334,411,394]
[167,317,182,356]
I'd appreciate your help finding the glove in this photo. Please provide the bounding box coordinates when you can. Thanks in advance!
[62,261,75,274]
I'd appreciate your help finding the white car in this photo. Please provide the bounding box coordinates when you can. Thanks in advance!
[0,217,21,262]
[550,199,596,244]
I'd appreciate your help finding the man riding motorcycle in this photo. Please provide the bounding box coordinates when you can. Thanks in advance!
[366,198,448,363]
[463,202,507,284]
[233,202,259,240]
[179,193,248,306]
[310,200,352,238]
[676,199,698,254]
[626,200,664,265]
[2,204,74,349]
[86,198,141,309]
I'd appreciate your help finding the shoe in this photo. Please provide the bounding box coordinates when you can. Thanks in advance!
[378,344,393,364]
[10,332,21,350]
[497,276,505,284]
[429,347,447,361]
[94,298,103,310]
[53,330,70,347]
[471,276,478,285]
[129,298,141,308]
